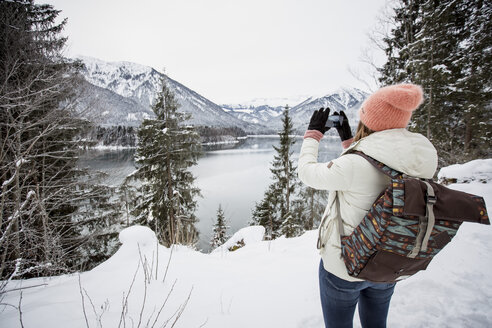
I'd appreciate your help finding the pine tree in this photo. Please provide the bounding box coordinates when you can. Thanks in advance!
[0,0,120,278]
[272,106,298,237]
[379,0,492,165]
[406,1,473,161]
[210,204,229,249]
[279,207,302,238]
[118,178,138,227]
[251,106,298,239]
[250,185,280,240]
[131,80,202,247]
[74,182,124,271]
[379,0,424,85]
[454,0,492,157]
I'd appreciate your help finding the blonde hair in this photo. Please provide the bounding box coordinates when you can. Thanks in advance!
[353,121,375,142]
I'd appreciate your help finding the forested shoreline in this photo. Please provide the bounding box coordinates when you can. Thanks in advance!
[80,125,248,148]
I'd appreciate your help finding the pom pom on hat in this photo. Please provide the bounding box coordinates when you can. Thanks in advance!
[359,83,424,131]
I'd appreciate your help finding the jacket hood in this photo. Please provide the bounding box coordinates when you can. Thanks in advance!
[343,128,438,179]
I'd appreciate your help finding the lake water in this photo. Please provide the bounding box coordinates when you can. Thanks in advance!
[79,136,343,252]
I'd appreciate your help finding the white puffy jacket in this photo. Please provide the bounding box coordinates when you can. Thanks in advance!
[298,128,438,282]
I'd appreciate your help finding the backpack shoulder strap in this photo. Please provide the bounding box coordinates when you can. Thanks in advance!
[349,150,404,179]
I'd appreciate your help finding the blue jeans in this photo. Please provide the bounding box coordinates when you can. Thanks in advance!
[319,260,395,328]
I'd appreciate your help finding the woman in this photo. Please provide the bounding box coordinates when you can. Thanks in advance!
[298,84,438,328]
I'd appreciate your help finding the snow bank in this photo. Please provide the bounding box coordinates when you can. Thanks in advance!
[118,225,157,248]
[438,158,492,184]
[212,225,265,253]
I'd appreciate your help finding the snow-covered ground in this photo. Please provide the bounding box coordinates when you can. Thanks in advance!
[438,158,492,184]
[1,160,491,328]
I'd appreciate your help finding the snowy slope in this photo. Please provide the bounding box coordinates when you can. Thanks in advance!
[77,56,265,132]
[1,160,491,328]
[74,77,153,127]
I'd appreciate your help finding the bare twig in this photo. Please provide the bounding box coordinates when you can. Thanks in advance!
[84,289,98,325]
[155,238,159,280]
[100,300,110,327]
[170,286,193,328]
[78,273,90,328]
[162,245,175,284]
[198,317,209,328]
[71,253,189,328]
[150,249,156,281]
[136,271,148,328]
[118,261,141,328]
[160,307,179,328]
[120,293,127,328]
[0,303,17,310]
[137,244,151,284]
[83,289,108,328]
[150,279,177,328]
[18,291,24,328]
[2,283,48,294]
[144,305,157,328]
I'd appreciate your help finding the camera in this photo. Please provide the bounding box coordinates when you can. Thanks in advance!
[325,115,343,128]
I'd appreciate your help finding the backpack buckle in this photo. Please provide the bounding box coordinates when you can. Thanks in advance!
[426,194,437,204]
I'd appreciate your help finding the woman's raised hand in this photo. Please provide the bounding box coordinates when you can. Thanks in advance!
[308,107,331,134]
[334,111,353,141]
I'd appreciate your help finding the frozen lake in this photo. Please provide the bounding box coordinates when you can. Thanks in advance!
[79,136,343,251]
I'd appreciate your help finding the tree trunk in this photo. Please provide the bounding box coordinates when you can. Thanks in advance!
[427,38,434,139]
[40,138,50,262]
[37,185,50,262]
[285,165,290,218]
[125,189,130,226]
[13,120,22,261]
[166,155,175,246]
[464,112,472,152]
[464,64,477,153]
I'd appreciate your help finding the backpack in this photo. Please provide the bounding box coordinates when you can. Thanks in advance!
[339,151,490,283]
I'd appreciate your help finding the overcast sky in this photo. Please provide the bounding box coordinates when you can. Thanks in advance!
[41,0,390,105]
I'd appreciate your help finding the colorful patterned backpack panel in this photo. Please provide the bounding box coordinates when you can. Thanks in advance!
[340,152,490,283]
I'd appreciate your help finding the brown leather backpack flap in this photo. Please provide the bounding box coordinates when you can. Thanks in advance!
[357,250,432,283]
[402,179,489,224]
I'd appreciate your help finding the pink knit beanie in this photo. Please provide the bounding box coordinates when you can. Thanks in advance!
[359,83,424,131]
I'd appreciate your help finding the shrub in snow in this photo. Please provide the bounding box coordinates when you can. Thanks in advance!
[228,239,246,252]
[212,226,265,253]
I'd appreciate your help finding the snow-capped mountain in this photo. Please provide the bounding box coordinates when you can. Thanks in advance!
[76,56,265,132]
[222,104,284,125]
[226,95,311,108]
[287,87,368,132]
[225,88,368,134]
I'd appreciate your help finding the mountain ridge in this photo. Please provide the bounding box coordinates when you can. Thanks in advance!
[77,56,267,133]
[76,56,368,134]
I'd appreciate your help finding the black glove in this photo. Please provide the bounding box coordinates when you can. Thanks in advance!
[308,108,331,134]
[333,111,353,141]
